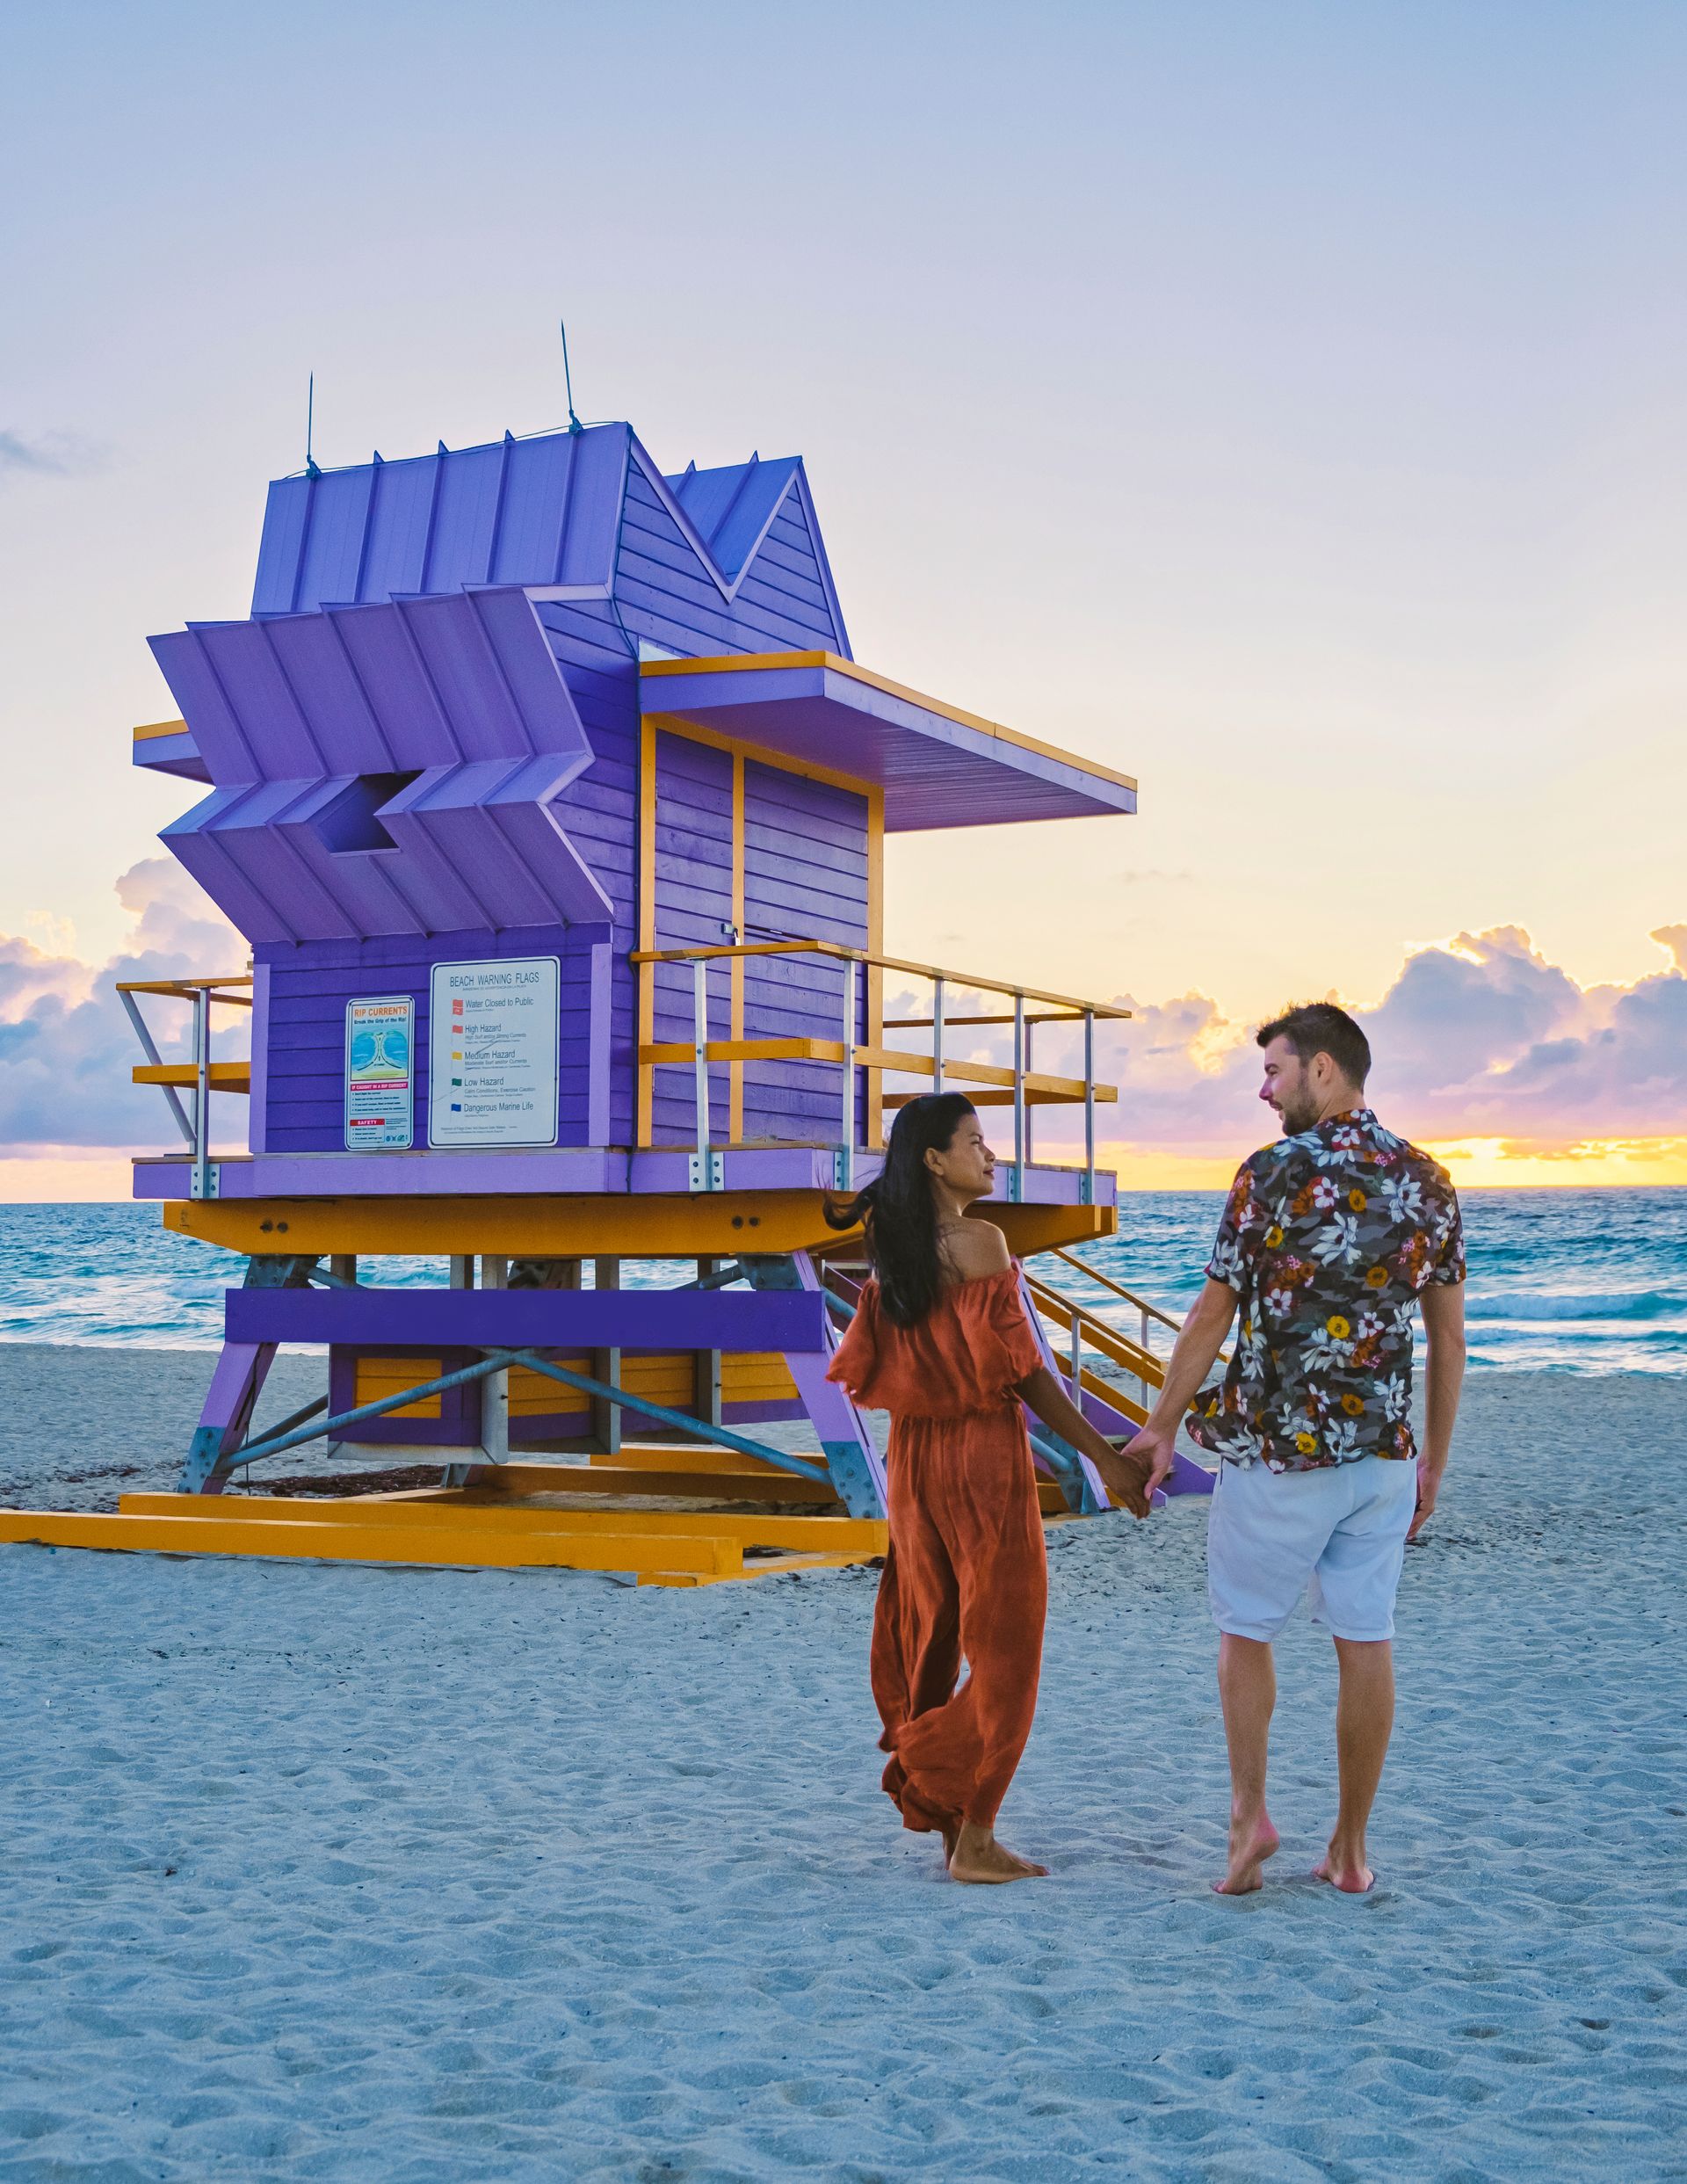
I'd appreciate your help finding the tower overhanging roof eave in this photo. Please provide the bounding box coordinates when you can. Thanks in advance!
[640,652,1136,831]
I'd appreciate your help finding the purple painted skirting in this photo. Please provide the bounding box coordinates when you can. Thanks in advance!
[228,1286,827,1352]
[133,1146,1116,1206]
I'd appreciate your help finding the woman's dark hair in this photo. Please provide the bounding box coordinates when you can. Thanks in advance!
[825,1092,978,1328]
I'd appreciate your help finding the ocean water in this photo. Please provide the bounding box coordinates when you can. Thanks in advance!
[0,1190,1682,1373]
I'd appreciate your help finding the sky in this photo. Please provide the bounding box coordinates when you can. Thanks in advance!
[2,0,1683,1194]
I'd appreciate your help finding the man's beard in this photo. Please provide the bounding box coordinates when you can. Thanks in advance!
[1274,1093,1320,1135]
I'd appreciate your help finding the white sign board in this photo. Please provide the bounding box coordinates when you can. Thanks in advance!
[428,957,561,1148]
[344,998,414,1150]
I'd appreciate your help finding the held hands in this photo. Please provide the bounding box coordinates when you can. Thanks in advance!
[1127,1423,1179,1498]
[1094,1445,1153,1520]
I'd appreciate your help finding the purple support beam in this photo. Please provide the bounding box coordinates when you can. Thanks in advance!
[183,1340,279,1495]
[226,1284,828,1353]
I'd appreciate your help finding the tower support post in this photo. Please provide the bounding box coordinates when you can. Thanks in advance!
[740,1252,887,1519]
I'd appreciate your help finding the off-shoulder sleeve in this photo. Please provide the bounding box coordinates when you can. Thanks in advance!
[954,1266,1044,1392]
[825,1280,882,1403]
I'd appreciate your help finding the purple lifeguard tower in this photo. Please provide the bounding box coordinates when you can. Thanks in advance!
[18,418,1212,1580]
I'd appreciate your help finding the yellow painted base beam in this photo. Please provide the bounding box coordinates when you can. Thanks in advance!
[162,1191,1117,1259]
[597,1444,820,1476]
[422,1466,834,1505]
[642,1549,874,1589]
[117,1492,886,1556]
[163,1191,847,1259]
[0,1509,741,1577]
[407,1464,839,1506]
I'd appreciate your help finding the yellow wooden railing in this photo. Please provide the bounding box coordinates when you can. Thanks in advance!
[631,938,1128,1196]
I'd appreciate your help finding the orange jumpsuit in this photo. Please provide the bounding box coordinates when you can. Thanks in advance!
[827,1266,1047,1836]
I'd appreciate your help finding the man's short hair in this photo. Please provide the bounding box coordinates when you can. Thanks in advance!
[1256,1003,1371,1088]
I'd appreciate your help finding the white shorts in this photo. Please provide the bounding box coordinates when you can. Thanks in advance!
[1206,1454,1416,1643]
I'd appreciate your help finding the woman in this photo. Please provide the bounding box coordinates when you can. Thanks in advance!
[827,1092,1151,1883]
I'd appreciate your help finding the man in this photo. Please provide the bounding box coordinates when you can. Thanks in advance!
[1133,1004,1466,1897]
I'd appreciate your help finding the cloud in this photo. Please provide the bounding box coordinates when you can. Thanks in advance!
[0,428,108,483]
[2,870,1683,1172]
[920,923,1687,1163]
[0,862,244,1150]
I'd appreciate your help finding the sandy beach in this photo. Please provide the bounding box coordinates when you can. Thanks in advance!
[2,1352,1683,2180]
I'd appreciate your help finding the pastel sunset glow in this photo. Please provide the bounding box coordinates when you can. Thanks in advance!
[2,2,1683,1194]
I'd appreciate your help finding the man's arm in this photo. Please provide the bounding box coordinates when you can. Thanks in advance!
[1410,1280,1466,1540]
[1126,1278,1240,1493]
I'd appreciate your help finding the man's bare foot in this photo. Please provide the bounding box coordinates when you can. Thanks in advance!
[1213,1811,1280,1896]
[1313,1849,1374,1894]
[948,1820,1048,1884]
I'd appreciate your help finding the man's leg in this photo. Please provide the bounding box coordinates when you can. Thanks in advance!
[1314,1636,1394,1892]
[1308,1457,1415,1894]
[1214,1633,1280,1895]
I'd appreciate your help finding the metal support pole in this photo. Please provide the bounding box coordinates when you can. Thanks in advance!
[1140,1305,1151,1411]
[692,1258,724,1432]
[591,1256,622,1457]
[192,984,213,1201]
[838,957,858,1188]
[450,1256,475,1289]
[1069,1307,1082,1394]
[1011,991,1026,1203]
[931,976,945,1095]
[1082,1008,1096,1207]
[693,954,711,1165]
[1025,1014,1034,1170]
[480,1253,509,1465]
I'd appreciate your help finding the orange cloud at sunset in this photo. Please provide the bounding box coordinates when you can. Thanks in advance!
[954,925,1687,1192]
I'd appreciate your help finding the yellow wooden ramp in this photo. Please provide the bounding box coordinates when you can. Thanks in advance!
[0,1487,887,1588]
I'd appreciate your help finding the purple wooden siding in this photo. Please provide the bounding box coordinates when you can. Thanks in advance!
[534,483,856,1147]
[257,923,608,1154]
[532,599,641,1146]
[742,762,870,1145]
[730,490,846,652]
[650,731,733,1146]
[615,468,841,660]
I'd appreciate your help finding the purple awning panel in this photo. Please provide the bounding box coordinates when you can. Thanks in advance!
[641,656,1138,832]
[150,590,611,943]
[150,589,594,784]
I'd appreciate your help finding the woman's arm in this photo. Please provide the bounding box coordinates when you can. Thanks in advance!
[1017,1364,1152,1519]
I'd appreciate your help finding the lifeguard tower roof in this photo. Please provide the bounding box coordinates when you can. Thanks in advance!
[140,424,1134,836]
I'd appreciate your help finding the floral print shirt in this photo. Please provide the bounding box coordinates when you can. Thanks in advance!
[1186,1107,1465,1472]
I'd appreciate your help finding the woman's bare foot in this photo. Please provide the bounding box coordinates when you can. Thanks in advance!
[948,1820,1048,1883]
[1313,1847,1374,1894]
[1213,1810,1280,1896]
